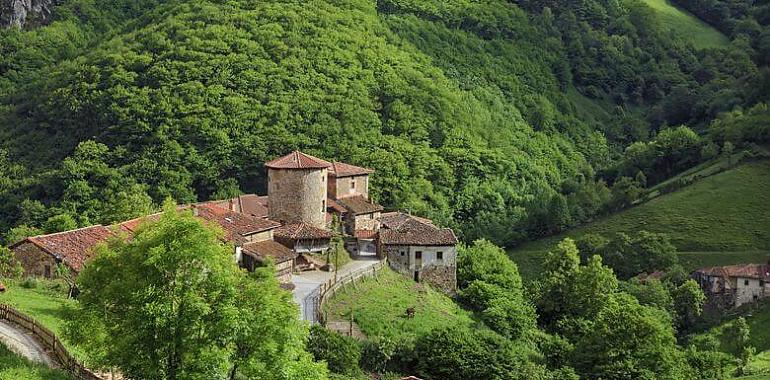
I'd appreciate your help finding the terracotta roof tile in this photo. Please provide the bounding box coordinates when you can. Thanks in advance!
[380,219,457,246]
[336,195,383,215]
[16,226,114,273]
[327,198,347,213]
[354,230,378,239]
[242,240,296,264]
[274,223,332,240]
[696,264,770,281]
[194,204,280,242]
[265,151,332,170]
[117,213,162,234]
[329,161,374,177]
[379,212,434,230]
[205,194,269,218]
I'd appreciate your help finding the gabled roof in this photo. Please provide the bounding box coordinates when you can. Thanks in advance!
[117,213,162,234]
[329,161,374,178]
[206,194,269,218]
[265,151,332,170]
[194,204,280,242]
[336,195,383,215]
[354,230,378,240]
[327,198,347,213]
[242,240,296,264]
[12,226,114,273]
[274,223,332,240]
[379,212,434,230]
[380,219,457,246]
[696,263,770,281]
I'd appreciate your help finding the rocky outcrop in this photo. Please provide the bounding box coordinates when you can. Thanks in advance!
[0,0,54,29]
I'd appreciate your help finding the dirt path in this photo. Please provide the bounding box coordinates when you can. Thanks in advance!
[0,320,54,366]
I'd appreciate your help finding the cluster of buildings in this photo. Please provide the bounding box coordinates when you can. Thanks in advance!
[9,151,458,292]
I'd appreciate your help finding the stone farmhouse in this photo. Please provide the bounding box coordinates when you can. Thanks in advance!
[9,151,458,291]
[692,262,770,309]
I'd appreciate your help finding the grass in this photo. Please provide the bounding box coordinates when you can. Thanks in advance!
[695,300,770,379]
[323,268,477,340]
[0,342,75,380]
[641,0,730,49]
[510,160,770,280]
[0,279,83,359]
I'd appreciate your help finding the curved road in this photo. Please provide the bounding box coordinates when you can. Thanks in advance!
[0,320,53,366]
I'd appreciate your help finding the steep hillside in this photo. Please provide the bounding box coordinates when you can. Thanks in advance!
[641,0,730,48]
[511,159,770,278]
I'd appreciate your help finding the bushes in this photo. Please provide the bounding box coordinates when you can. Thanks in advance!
[307,326,362,376]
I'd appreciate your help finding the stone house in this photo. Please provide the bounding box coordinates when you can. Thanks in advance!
[378,212,458,294]
[266,151,331,229]
[10,225,114,278]
[693,263,770,309]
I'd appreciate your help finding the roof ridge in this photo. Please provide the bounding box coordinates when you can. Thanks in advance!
[30,224,108,240]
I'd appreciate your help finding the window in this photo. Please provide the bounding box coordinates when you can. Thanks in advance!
[400,251,405,256]
[744,279,750,286]
[322,199,326,212]
[44,265,51,278]
[351,179,356,189]
[437,251,443,260]
[415,251,422,259]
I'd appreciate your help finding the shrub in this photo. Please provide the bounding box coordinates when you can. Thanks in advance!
[307,325,362,375]
[20,277,38,289]
[359,337,396,373]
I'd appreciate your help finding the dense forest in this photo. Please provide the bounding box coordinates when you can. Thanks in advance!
[0,0,768,249]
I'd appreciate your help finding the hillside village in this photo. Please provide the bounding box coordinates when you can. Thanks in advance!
[8,151,459,307]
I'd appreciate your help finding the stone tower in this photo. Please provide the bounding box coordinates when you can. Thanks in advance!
[265,151,331,228]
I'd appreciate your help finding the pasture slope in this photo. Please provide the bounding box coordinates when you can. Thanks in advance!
[510,159,770,280]
[641,0,730,49]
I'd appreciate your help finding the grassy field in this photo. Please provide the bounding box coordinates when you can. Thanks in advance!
[641,0,730,49]
[0,342,74,380]
[323,268,477,339]
[510,160,770,280]
[0,279,82,359]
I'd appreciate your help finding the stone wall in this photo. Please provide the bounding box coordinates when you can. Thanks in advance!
[268,168,327,228]
[421,264,457,295]
[275,260,293,283]
[332,175,369,199]
[12,241,58,278]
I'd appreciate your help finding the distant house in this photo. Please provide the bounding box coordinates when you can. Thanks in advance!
[379,212,458,293]
[10,226,114,278]
[693,263,770,309]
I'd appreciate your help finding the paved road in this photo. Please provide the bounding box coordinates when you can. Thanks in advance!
[292,257,380,323]
[0,320,53,366]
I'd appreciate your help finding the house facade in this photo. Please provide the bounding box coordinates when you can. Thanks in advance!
[379,213,458,294]
[693,263,770,309]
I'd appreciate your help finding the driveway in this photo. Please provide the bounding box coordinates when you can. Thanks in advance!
[0,320,53,366]
[292,257,380,323]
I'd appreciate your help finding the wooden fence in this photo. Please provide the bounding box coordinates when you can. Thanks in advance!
[0,304,104,380]
[316,260,387,324]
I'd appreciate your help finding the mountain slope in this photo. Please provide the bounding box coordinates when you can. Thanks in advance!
[510,159,770,278]
[641,0,730,49]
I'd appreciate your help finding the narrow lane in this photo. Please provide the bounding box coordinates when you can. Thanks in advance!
[0,320,54,366]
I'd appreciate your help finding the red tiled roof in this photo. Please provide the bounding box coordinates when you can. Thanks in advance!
[379,212,434,230]
[14,226,114,273]
[336,195,383,215]
[194,204,280,242]
[696,264,770,281]
[355,230,378,240]
[274,223,332,240]
[265,151,332,170]
[117,213,162,234]
[205,194,269,218]
[329,161,374,177]
[380,219,457,246]
[327,198,347,213]
[242,240,296,264]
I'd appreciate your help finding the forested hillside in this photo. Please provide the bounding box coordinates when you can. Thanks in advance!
[0,0,768,249]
